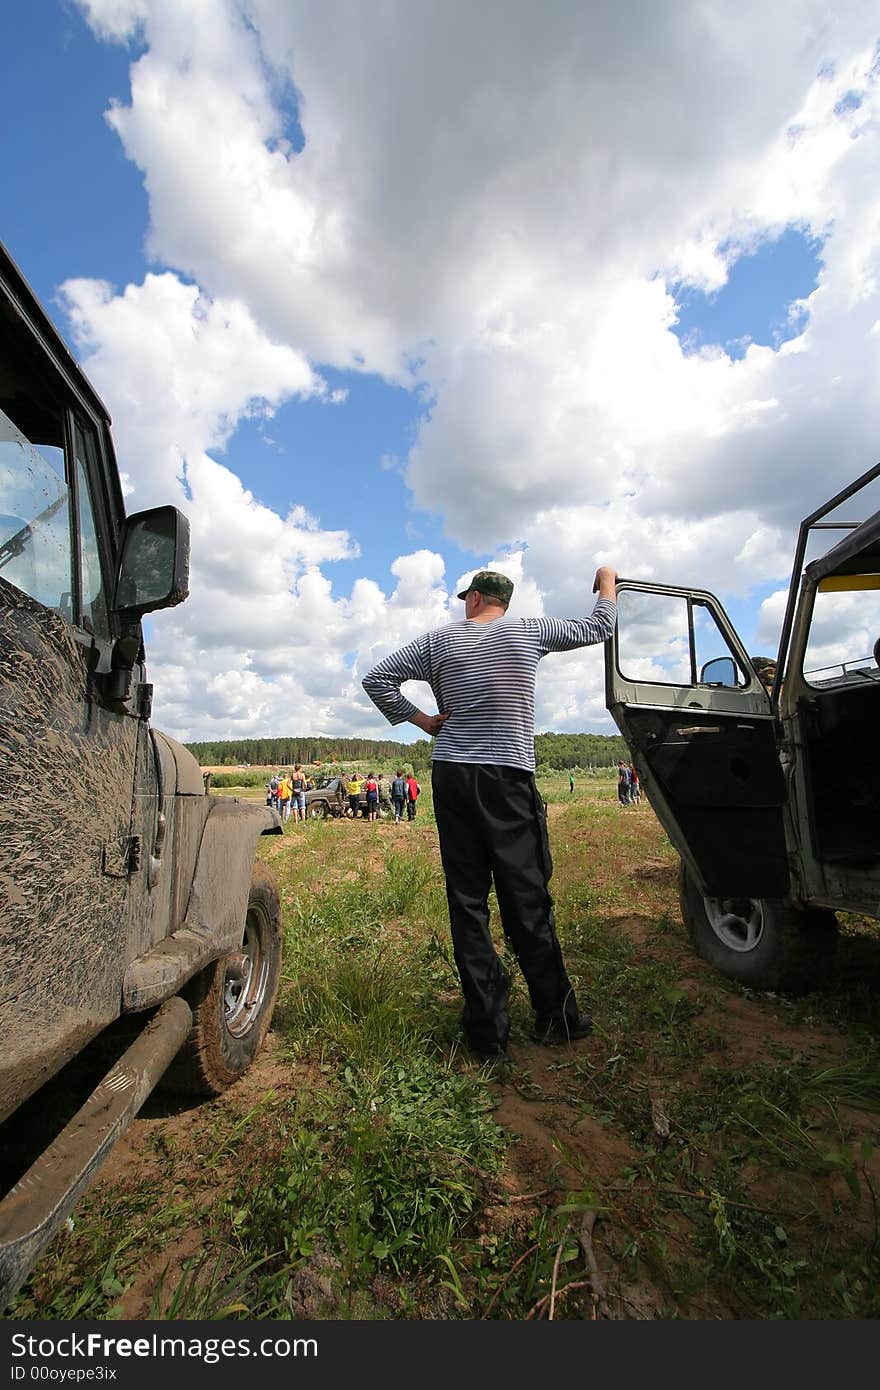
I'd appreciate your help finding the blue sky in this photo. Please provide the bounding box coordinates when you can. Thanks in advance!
[672,229,823,361]
[3,1,879,742]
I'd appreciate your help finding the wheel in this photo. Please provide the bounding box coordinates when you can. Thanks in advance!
[165,860,282,1094]
[678,862,836,993]
[308,800,328,819]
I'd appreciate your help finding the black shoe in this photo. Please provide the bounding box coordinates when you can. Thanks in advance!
[468,1038,510,1063]
[530,1011,592,1045]
[472,1047,512,1077]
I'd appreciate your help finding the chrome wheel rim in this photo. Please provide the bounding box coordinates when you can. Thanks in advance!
[703,896,764,953]
[223,903,270,1036]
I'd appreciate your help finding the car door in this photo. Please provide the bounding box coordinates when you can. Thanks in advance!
[0,293,139,1123]
[605,581,789,898]
[780,508,880,908]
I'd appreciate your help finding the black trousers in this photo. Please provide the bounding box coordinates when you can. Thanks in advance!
[432,761,581,1052]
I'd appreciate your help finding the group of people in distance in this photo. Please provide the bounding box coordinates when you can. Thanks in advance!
[617,759,641,806]
[267,765,423,826]
[266,763,313,823]
[343,770,421,823]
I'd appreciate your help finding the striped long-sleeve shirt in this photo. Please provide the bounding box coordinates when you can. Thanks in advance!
[361,599,617,772]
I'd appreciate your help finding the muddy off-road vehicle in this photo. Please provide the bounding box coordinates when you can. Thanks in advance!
[304,774,360,818]
[606,463,880,994]
[0,243,282,1305]
[303,775,391,818]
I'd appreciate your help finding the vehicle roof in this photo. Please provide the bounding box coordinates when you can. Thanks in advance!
[806,509,880,581]
[0,240,113,428]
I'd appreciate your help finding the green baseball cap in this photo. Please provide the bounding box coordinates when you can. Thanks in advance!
[456,569,514,605]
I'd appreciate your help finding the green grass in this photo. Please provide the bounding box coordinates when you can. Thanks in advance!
[10,769,880,1320]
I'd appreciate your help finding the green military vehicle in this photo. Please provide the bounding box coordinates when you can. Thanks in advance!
[0,242,283,1306]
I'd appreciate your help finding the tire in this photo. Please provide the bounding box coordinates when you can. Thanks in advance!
[165,860,282,1094]
[308,800,328,819]
[679,862,836,994]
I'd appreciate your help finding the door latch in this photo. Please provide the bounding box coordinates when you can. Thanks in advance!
[102,835,143,877]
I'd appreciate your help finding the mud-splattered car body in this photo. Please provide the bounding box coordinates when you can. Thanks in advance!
[0,242,282,1304]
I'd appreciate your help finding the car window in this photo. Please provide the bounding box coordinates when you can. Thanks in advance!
[0,404,73,617]
[803,579,880,686]
[617,588,747,687]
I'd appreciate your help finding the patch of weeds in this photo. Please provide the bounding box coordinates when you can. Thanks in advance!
[610,1055,880,1316]
[10,1186,191,1320]
[225,1060,507,1314]
[372,847,444,920]
[149,1251,285,1320]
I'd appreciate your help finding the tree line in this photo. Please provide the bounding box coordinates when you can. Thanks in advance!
[185,731,628,772]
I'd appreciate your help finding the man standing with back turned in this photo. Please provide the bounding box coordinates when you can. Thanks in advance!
[362,565,618,1061]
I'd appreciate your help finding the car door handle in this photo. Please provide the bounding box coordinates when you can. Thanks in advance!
[675,725,721,735]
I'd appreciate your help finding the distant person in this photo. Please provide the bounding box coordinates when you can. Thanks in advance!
[362,563,618,1060]
[365,771,379,822]
[346,771,363,818]
[290,763,307,823]
[629,765,641,805]
[751,655,778,694]
[376,772,392,813]
[277,772,292,823]
[391,768,407,823]
[569,770,575,794]
[405,773,421,821]
[268,774,279,810]
[617,760,631,806]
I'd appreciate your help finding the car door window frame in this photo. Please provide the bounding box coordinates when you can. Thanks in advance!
[69,412,115,647]
[609,580,770,714]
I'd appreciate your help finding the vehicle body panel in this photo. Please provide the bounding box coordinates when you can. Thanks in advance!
[777,499,880,914]
[0,577,139,1123]
[123,797,279,1010]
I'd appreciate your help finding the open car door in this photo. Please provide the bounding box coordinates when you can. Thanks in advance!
[605,582,788,899]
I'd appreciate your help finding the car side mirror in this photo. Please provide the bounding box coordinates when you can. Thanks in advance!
[699,656,739,687]
[114,506,190,616]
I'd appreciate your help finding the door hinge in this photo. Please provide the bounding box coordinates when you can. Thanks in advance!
[102,835,143,877]
[136,682,154,721]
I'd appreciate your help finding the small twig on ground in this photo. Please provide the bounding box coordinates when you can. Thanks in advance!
[525,1280,594,1320]
[650,1095,671,1143]
[548,1223,571,1320]
[488,1188,555,1205]
[577,1209,611,1319]
[481,1243,540,1319]
[600,1185,779,1216]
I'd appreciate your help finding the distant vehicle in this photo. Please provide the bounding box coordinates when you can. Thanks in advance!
[305,775,367,818]
[0,240,283,1307]
[605,464,880,993]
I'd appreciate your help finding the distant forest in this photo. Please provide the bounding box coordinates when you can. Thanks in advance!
[185,730,628,772]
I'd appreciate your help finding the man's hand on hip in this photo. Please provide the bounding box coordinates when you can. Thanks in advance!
[411,710,450,737]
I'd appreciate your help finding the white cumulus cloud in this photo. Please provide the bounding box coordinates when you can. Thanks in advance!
[65,0,880,740]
